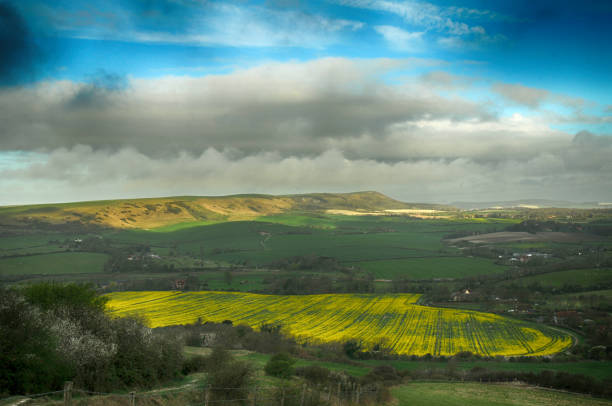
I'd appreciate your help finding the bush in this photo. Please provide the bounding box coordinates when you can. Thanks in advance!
[206,347,232,373]
[182,355,208,375]
[264,353,296,379]
[208,360,254,405]
[362,365,401,384]
[1,284,186,395]
[0,288,72,395]
[343,340,362,359]
[295,365,331,385]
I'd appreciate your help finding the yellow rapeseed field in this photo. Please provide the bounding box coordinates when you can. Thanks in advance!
[105,291,572,356]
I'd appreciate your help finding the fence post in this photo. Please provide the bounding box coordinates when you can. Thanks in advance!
[327,386,331,401]
[63,381,73,406]
[205,385,210,406]
[300,383,306,406]
[356,384,360,405]
[280,385,285,406]
[337,382,341,406]
[251,386,257,406]
[129,391,135,406]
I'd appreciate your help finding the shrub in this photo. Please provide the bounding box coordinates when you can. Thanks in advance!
[208,360,254,405]
[362,365,401,384]
[182,355,208,375]
[295,365,331,385]
[0,288,72,395]
[206,347,232,372]
[264,353,296,379]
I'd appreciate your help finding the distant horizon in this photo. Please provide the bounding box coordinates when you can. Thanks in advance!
[2,190,610,209]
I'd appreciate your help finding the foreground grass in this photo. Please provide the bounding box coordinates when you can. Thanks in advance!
[392,382,612,406]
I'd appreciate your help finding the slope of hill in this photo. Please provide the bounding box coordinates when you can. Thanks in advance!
[0,192,455,230]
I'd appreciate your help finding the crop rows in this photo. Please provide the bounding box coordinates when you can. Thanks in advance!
[105,292,572,356]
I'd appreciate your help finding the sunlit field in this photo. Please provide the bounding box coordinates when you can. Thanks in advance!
[106,291,572,357]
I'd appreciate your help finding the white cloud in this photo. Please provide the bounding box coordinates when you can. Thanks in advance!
[492,83,550,108]
[340,0,487,35]
[48,2,365,48]
[1,57,610,204]
[2,133,611,205]
[374,25,423,51]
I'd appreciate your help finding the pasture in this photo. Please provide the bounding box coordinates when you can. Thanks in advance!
[106,291,572,357]
[109,217,512,280]
[0,252,109,275]
[391,382,612,406]
[350,256,506,280]
[503,268,612,288]
[0,215,520,286]
[364,359,612,381]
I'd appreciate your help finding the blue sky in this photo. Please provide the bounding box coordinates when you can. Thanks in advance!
[0,0,611,204]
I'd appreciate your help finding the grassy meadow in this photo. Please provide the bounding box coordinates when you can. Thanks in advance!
[391,382,612,406]
[0,252,108,275]
[502,268,612,288]
[351,256,506,280]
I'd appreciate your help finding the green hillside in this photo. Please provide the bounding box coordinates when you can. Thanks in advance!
[0,191,456,230]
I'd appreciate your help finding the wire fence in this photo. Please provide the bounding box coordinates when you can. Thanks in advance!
[3,382,382,406]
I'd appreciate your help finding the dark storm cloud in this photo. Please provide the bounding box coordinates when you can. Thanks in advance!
[572,130,612,147]
[0,58,494,157]
[65,71,128,110]
[2,127,611,205]
[0,2,42,85]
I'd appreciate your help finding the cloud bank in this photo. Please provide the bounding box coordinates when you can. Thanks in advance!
[0,58,610,205]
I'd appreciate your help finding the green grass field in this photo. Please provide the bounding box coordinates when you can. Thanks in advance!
[503,268,612,288]
[363,359,612,381]
[350,256,507,279]
[0,252,109,275]
[556,289,612,299]
[183,347,612,381]
[0,215,525,284]
[391,382,612,406]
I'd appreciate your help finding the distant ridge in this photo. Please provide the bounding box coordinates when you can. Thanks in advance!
[0,191,455,230]
[451,199,610,210]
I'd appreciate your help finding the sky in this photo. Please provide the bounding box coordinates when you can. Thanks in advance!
[0,0,611,205]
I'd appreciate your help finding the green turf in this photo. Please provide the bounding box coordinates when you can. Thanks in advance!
[350,256,507,280]
[0,233,73,251]
[150,220,225,232]
[391,382,612,406]
[197,270,270,291]
[0,252,109,275]
[503,268,612,288]
[363,359,612,381]
[255,213,339,229]
[555,289,612,299]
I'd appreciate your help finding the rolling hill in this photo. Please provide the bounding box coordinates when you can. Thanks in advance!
[0,191,455,230]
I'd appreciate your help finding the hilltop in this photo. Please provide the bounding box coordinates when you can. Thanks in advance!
[0,191,455,230]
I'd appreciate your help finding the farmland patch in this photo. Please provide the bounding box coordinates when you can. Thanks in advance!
[106,291,571,357]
